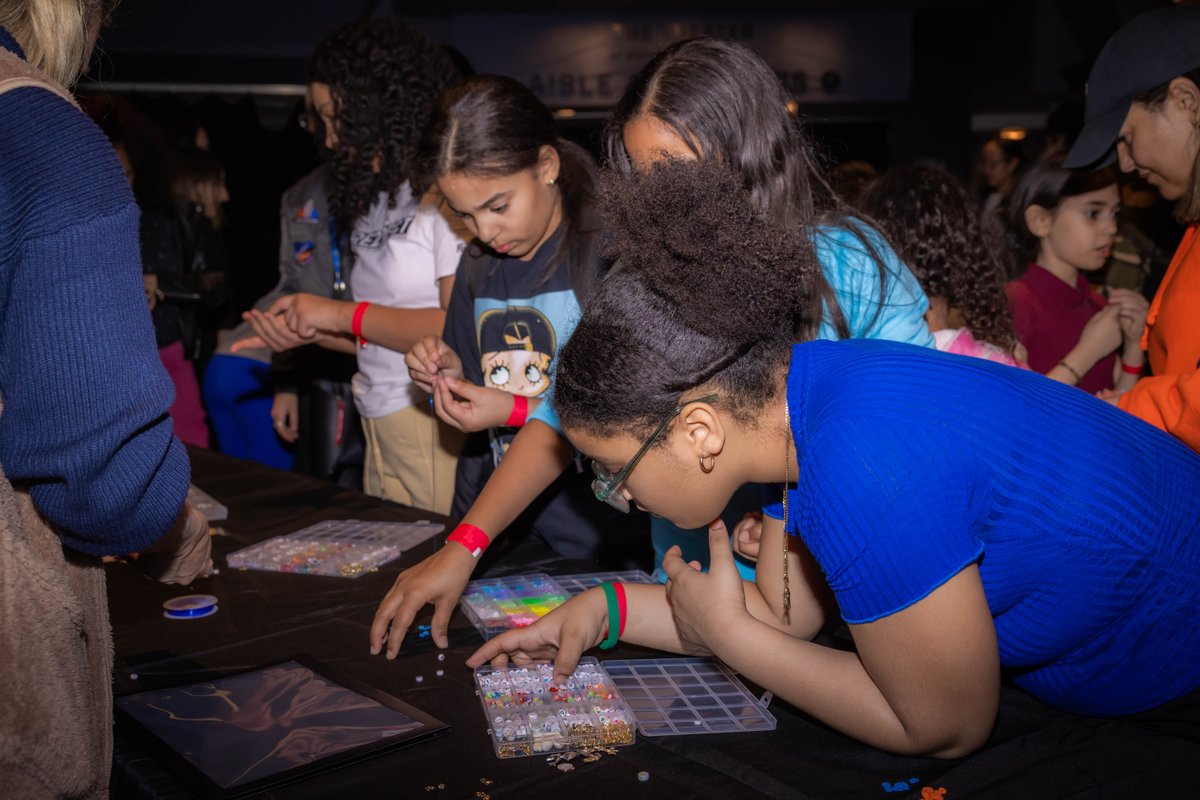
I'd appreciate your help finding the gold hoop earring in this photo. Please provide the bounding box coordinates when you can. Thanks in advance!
[698,453,716,474]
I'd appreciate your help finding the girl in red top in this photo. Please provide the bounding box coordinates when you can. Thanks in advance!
[1004,154,1147,394]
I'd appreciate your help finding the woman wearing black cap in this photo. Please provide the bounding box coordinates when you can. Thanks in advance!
[1065,4,1200,450]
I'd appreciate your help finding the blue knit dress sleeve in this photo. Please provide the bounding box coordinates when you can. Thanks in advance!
[795,417,987,623]
[0,86,189,556]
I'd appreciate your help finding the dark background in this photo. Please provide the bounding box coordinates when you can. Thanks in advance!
[76,0,1180,319]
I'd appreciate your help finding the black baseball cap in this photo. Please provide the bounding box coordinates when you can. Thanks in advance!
[1065,6,1200,169]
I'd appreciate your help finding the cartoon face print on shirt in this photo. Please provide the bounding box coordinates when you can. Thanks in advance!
[478,307,555,397]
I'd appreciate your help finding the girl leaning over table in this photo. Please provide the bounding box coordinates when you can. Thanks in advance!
[369,74,652,658]
[468,158,1200,758]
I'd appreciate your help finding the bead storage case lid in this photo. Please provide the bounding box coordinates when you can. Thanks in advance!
[226,520,444,578]
[459,573,570,640]
[599,657,777,736]
[473,657,636,758]
[553,570,656,596]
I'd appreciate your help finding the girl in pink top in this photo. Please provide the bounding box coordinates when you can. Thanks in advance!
[857,162,1027,368]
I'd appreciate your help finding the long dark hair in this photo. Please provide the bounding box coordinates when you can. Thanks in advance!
[417,74,599,280]
[857,162,1020,355]
[306,18,459,229]
[1004,152,1119,270]
[603,36,895,339]
[553,158,819,439]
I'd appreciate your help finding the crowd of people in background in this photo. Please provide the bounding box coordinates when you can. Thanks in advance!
[4,1,1200,793]
[74,28,1189,492]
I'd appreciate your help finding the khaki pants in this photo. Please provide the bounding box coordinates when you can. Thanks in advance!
[361,402,464,516]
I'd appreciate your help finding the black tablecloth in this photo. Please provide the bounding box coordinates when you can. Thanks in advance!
[108,448,1200,800]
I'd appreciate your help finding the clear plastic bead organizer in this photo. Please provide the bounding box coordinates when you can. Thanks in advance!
[459,573,570,639]
[473,657,637,758]
[599,657,777,737]
[553,569,656,595]
[225,519,444,578]
[458,571,657,640]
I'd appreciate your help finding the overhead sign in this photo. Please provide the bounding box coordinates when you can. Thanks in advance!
[449,13,912,107]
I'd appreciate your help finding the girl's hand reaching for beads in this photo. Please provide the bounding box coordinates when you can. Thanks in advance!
[466,589,609,682]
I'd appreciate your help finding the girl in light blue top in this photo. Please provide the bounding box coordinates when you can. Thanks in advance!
[592,36,934,578]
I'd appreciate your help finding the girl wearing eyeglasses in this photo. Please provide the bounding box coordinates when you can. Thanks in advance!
[468,157,1200,758]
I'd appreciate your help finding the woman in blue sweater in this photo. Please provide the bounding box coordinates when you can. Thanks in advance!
[1,5,210,795]
[468,158,1200,758]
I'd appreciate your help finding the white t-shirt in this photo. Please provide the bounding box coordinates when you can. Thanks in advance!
[350,183,466,418]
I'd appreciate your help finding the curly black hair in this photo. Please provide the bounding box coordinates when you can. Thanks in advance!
[307,18,460,229]
[856,162,1021,356]
[551,158,821,439]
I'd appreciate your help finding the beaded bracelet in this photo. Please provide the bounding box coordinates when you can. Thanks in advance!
[1057,360,1082,384]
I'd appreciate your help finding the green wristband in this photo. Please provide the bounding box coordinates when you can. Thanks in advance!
[599,582,620,650]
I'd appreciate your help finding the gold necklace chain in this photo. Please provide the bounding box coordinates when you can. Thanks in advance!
[782,394,791,622]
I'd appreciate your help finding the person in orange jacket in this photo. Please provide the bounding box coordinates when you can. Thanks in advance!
[1064,6,1200,450]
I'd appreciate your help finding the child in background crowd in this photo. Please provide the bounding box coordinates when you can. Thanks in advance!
[857,162,1026,367]
[1004,153,1147,393]
[244,18,465,514]
[978,134,1026,220]
[369,74,648,657]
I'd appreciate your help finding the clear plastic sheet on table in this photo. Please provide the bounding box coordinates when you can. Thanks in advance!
[187,484,228,522]
[226,519,444,578]
[458,571,656,640]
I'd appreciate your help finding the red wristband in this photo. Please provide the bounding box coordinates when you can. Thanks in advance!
[1121,361,1143,375]
[446,523,489,558]
[351,301,370,347]
[614,581,627,638]
[505,394,529,427]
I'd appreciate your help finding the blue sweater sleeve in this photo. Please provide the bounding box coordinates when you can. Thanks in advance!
[814,221,934,347]
[0,87,189,556]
